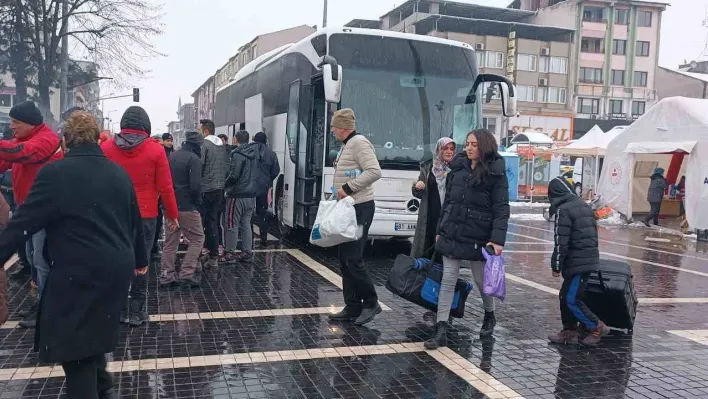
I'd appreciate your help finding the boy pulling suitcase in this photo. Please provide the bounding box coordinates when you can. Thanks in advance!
[547,176,610,346]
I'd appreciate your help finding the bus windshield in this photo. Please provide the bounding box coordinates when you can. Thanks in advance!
[328,33,481,167]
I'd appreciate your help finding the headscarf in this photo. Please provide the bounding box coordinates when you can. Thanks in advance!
[432,137,454,203]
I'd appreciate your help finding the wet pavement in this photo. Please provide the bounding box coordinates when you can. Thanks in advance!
[1,219,708,398]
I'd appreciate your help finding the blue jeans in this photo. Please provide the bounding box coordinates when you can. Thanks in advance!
[25,229,49,301]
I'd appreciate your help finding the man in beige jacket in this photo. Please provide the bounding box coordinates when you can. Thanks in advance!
[328,108,383,325]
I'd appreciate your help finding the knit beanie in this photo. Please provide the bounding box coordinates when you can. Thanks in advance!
[120,106,152,134]
[162,133,173,141]
[9,101,43,126]
[331,108,356,131]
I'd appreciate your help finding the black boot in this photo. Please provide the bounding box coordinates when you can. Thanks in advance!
[119,299,130,324]
[480,311,496,337]
[424,321,448,350]
[128,299,149,327]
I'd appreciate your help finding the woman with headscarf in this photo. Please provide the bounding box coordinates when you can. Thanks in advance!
[410,137,455,259]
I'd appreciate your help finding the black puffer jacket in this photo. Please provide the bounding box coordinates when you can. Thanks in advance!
[548,176,599,277]
[435,153,510,261]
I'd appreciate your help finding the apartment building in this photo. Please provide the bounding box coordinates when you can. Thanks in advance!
[347,1,576,144]
[513,0,668,135]
[193,25,316,125]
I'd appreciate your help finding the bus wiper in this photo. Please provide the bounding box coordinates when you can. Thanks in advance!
[379,159,419,168]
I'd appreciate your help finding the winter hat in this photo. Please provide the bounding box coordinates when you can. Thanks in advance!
[185,130,203,145]
[254,132,267,144]
[120,106,152,134]
[654,168,665,175]
[9,101,43,126]
[331,108,356,130]
[162,133,173,141]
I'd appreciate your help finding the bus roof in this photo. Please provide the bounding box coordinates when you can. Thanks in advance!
[216,26,475,94]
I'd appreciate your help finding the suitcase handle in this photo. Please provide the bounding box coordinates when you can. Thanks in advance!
[596,270,607,290]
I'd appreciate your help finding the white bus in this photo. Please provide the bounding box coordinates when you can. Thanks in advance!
[213,27,516,238]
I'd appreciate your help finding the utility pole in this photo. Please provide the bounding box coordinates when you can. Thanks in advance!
[59,0,69,113]
[323,0,328,28]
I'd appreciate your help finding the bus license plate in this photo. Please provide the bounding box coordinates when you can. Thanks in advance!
[395,222,416,231]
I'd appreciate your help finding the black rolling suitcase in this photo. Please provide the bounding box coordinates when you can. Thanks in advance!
[584,259,638,333]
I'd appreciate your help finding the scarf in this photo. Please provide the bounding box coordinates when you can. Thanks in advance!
[432,137,454,203]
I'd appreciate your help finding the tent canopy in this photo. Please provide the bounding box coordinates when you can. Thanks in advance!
[550,125,627,157]
[511,132,554,145]
[597,97,708,229]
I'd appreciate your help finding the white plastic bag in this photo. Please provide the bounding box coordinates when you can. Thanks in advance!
[310,197,361,247]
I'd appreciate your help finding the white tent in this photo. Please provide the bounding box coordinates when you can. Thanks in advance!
[550,125,627,157]
[597,97,708,229]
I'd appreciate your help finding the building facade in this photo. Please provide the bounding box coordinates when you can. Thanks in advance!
[656,67,708,100]
[193,25,316,125]
[349,1,576,145]
[192,76,215,124]
[513,0,668,135]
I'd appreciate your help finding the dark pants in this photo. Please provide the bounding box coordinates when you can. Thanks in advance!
[152,200,163,254]
[201,190,224,257]
[338,200,377,311]
[254,194,269,243]
[61,354,112,399]
[559,273,599,330]
[644,201,662,225]
[130,218,156,303]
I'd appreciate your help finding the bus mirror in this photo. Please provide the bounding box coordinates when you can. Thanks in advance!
[499,83,517,117]
[323,64,342,103]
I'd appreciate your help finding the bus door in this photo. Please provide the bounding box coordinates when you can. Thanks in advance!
[283,81,302,228]
[245,94,263,134]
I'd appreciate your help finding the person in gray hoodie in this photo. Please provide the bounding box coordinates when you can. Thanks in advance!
[199,119,228,268]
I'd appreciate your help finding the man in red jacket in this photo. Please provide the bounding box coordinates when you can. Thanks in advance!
[0,101,63,328]
[101,106,179,327]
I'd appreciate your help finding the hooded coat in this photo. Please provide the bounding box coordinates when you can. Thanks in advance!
[251,141,280,197]
[201,135,228,193]
[0,123,63,206]
[226,143,259,198]
[548,176,599,277]
[435,152,510,261]
[101,107,179,220]
[0,143,146,363]
[647,172,667,203]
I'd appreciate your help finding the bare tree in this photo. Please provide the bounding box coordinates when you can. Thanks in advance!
[14,0,163,120]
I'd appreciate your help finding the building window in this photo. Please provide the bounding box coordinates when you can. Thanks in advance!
[632,101,646,116]
[0,94,11,107]
[581,38,604,54]
[485,51,504,68]
[583,6,606,22]
[611,70,625,85]
[612,39,627,55]
[482,117,497,133]
[483,82,501,100]
[615,9,629,25]
[579,67,603,84]
[577,98,600,114]
[637,11,652,27]
[477,52,485,68]
[517,54,537,71]
[636,41,650,57]
[537,87,567,104]
[634,71,648,87]
[516,85,536,102]
[540,56,569,74]
[609,99,624,115]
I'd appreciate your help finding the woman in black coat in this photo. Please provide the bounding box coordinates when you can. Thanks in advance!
[0,112,147,399]
[425,129,510,350]
[410,137,455,259]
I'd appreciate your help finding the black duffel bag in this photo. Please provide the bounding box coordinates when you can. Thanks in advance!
[386,254,473,318]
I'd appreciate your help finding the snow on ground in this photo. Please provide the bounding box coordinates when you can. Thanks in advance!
[510,202,549,208]
[510,214,550,221]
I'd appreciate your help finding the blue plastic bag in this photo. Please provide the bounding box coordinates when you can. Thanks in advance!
[481,248,506,302]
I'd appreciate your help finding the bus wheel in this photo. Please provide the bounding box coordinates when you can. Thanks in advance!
[277,189,292,238]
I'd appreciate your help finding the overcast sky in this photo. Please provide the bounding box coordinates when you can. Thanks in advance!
[99,0,699,134]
